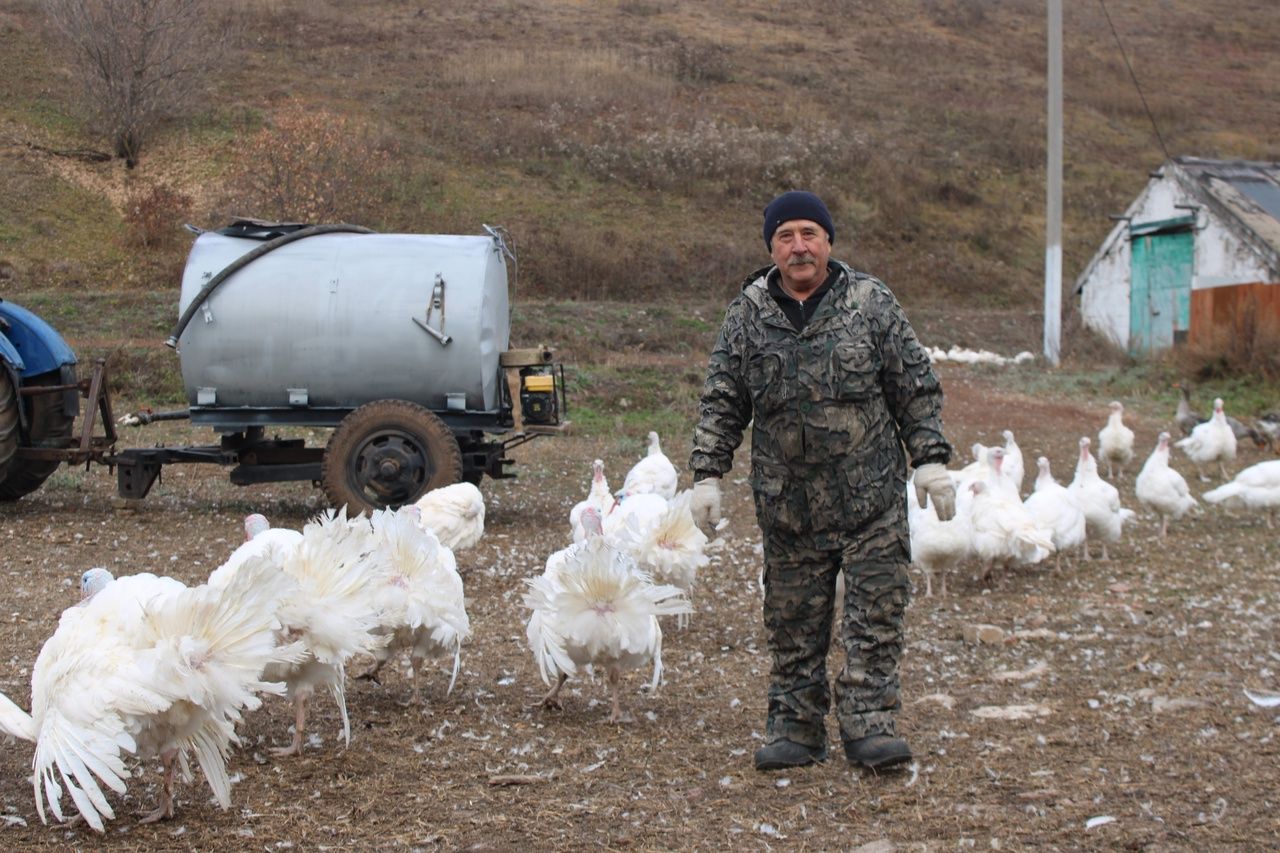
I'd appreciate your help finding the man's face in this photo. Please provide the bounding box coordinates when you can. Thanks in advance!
[769,219,831,293]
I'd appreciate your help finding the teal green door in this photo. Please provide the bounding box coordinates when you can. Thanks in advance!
[1129,227,1193,353]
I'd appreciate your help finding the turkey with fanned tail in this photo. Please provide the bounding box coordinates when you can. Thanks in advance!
[0,560,302,831]
[523,509,691,723]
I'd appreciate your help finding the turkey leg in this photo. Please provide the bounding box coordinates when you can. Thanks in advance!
[541,673,568,710]
[271,695,309,757]
[607,668,623,724]
[139,748,178,823]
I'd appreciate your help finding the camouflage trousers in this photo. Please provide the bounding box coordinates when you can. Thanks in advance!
[760,500,910,748]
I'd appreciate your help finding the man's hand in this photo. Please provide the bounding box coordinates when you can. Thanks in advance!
[690,478,722,535]
[913,463,956,521]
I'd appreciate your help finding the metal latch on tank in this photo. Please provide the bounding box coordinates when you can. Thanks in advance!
[413,274,452,346]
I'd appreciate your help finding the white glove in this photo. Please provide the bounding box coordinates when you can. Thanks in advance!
[913,463,956,521]
[690,478,722,535]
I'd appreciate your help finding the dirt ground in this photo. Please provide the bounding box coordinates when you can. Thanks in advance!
[0,366,1277,851]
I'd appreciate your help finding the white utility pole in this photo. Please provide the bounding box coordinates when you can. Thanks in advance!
[1044,0,1063,366]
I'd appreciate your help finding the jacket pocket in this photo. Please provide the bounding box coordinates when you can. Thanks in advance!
[746,350,791,414]
[832,341,879,400]
[835,445,901,531]
[750,462,806,535]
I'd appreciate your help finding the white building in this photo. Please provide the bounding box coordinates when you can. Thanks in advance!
[1075,157,1280,354]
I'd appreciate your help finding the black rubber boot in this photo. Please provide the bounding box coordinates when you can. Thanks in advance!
[844,734,912,770]
[753,739,828,771]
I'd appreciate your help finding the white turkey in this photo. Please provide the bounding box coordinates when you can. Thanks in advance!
[609,490,709,627]
[907,472,972,596]
[361,508,471,703]
[952,442,990,489]
[967,479,1054,581]
[1068,436,1136,561]
[523,509,692,723]
[1175,397,1237,482]
[617,431,678,500]
[257,508,391,756]
[412,481,486,551]
[1203,459,1280,528]
[1022,456,1086,570]
[1097,401,1136,480]
[602,490,669,540]
[1000,430,1026,496]
[1135,432,1198,537]
[1,561,300,831]
[570,459,617,543]
[215,513,303,576]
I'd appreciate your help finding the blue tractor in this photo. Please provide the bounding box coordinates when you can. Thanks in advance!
[0,298,115,500]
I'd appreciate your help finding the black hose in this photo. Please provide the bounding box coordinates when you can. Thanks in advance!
[165,223,375,349]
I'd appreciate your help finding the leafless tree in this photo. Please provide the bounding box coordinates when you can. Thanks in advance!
[44,0,230,167]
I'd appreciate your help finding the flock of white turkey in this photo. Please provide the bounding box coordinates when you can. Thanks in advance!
[0,432,716,833]
[911,396,1280,598]
[1,395,1277,835]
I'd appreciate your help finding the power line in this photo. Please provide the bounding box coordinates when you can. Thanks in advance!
[1098,0,1172,161]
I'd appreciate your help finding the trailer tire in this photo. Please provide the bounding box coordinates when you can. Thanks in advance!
[0,370,76,502]
[0,370,17,486]
[322,399,462,514]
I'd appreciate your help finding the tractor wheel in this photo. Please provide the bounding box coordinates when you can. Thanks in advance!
[0,370,17,486]
[0,371,75,501]
[321,400,462,514]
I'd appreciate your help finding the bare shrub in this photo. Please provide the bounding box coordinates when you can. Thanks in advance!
[440,48,676,114]
[44,0,232,167]
[122,180,192,248]
[538,113,866,198]
[667,39,732,85]
[924,0,989,28]
[221,100,401,226]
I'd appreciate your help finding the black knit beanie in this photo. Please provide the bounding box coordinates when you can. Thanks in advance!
[762,191,835,249]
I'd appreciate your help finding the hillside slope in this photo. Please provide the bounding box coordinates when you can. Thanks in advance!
[1,0,1276,307]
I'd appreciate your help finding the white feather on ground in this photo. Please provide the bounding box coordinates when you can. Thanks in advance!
[523,509,692,723]
[412,482,486,551]
[361,508,471,703]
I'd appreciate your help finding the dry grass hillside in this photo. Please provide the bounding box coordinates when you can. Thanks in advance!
[1,0,1277,313]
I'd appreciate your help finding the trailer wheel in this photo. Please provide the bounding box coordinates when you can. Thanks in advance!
[0,370,17,486]
[0,371,75,502]
[322,399,463,514]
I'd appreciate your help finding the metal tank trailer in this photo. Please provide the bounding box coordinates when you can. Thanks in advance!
[111,220,567,513]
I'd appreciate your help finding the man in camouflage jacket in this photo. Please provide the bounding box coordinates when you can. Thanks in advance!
[689,191,956,772]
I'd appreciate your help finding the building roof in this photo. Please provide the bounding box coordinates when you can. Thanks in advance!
[1168,156,1280,272]
[1075,156,1280,294]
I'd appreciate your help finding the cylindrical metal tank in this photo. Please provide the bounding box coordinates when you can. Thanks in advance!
[177,231,510,417]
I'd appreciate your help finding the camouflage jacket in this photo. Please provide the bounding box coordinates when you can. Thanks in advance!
[689,261,951,538]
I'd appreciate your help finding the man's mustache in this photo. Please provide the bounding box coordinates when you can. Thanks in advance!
[787,254,817,267]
